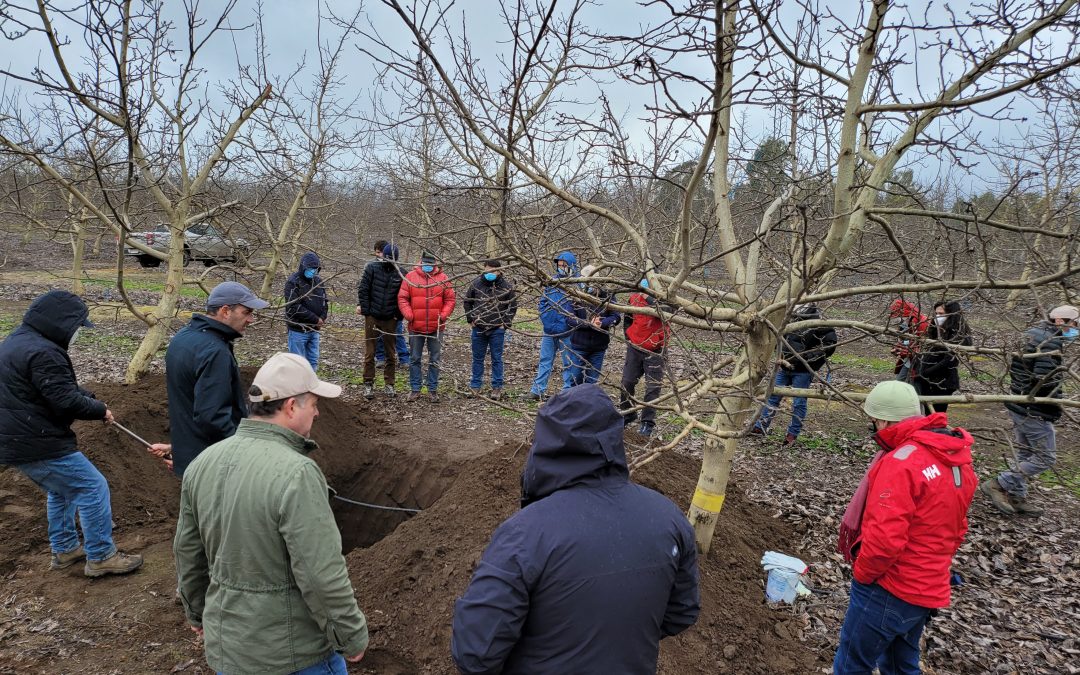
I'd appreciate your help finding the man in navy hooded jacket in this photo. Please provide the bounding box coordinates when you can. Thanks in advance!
[284,251,329,371]
[451,384,700,674]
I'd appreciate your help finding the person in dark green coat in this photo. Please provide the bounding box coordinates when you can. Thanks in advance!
[175,353,368,674]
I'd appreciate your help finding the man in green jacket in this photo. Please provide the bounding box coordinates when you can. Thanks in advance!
[174,352,368,674]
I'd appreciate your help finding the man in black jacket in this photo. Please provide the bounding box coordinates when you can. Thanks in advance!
[451,385,699,674]
[464,260,517,399]
[982,304,1077,517]
[164,281,268,476]
[752,304,838,445]
[283,251,328,371]
[0,291,143,577]
[357,242,405,399]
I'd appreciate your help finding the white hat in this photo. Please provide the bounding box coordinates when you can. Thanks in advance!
[1049,305,1079,321]
[250,353,342,402]
[862,380,921,422]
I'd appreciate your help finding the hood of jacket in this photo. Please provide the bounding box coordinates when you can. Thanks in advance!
[298,252,321,274]
[552,250,579,277]
[22,290,93,347]
[521,384,628,507]
[875,412,973,468]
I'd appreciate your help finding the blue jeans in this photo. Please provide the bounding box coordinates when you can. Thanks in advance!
[375,320,410,362]
[755,369,813,437]
[16,452,116,562]
[409,332,442,392]
[287,329,321,371]
[470,327,506,389]
[531,334,572,394]
[219,652,347,675]
[834,581,930,675]
[567,347,606,386]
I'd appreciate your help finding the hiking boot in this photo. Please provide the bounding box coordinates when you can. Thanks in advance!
[527,392,544,402]
[84,551,143,578]
[1009,496,1044,517]
[622,411,639,427]
[490,388,503,401]
[407,391,420,402]
[50,545,85,570]
[383,386,396,397]
[783,433,797,446]
[429,392,440,403]
[638,421,655,437]
[363,384,374,400]
[467,387,482,398]
[749,425,766,436]
[980,479,1016,515]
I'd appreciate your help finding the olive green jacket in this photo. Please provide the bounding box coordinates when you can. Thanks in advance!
[175,419,368,674]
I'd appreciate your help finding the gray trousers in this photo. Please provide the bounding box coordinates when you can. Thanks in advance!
[997,409,1057,498]
[619,346,664,424]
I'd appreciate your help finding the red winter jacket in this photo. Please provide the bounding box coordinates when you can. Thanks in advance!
[398,265,456,335]
[852,413,977,608]
[625,292,670,352]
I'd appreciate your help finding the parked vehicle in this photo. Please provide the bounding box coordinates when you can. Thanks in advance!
[123,222,250,268]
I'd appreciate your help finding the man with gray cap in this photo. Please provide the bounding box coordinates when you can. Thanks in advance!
[982,304,1078,517]
[175,352,367,674]
[162,281,269,476]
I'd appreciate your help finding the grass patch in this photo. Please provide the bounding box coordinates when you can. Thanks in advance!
[831,353,895,374]
[84,277,206,299]
[0,313,18,339]
[78,330,139,355]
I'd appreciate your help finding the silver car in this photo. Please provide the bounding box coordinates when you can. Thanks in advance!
[124,222,250,268]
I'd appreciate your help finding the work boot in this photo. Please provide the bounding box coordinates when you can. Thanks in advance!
[638,421,655,437]
[383,385,396,397]
[490,388,503,401]
[84,551,144,578]
[783,433,797,446]
[749,425,766,436]
[527,392,544,402]
[429,392,440,403]
[467,387,481,398]
[363,384,374,400]
[980,479,1016,515]
[50,545,86,570]
[407,391,420,402]
[1009,496,1044,517]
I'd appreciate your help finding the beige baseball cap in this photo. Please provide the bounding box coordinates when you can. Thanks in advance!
[249,352,342,402]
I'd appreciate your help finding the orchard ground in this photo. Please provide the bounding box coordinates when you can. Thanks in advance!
[0,248,1077,674]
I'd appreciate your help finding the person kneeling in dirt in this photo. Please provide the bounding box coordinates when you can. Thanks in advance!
[451,384,700,674]
[174,352,368,674]
[0,291,143,577]
[834,381,976,674]
[981,304,1077,517]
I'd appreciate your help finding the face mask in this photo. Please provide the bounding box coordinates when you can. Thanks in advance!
[69,327,82,346]
[640,279,649,289]
[556,266,568,277]
[935,316,946,326]
[421,264,434,274]
[1063,327,1079,341]
[304,268,316,280]
[483,272,498,282]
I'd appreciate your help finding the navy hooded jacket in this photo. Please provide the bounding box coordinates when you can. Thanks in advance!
[451,385,700,675]
[165,314,247,476]
[0,291,106,465]
[537,251,578,336]
[283,252,329,332]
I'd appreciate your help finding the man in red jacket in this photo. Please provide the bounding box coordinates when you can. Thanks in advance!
[398,252,456,402]
[618,278,671,437]
[834,380,977,675]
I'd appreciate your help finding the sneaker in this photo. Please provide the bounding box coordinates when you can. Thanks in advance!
[363,384,374,400]
[383,386,396,397]
[980,479,1016,515]
[407,391,420,402]
[1008,496,1044,517]
[490,388,503,401]
[50,545,86,570]
[783,433,797,446]
[429,392,440,403]
[84,551,144,578]
[467,388,482,398]
[638,422,655,437]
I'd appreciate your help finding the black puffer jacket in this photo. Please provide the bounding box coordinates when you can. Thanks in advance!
[283,252,329,332]
[464,274,517,330]
[0,291,107,465]
[567,288,621,353]
[913,315,973,397]
[1005,321,1065,422]
[358,259,404,320]
[781,308,837,372]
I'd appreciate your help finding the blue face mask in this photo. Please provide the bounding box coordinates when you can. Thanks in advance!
[1063,327,1078,341]
[304,268,317,280]
[483,272,498,282]
[421,264,434,274]
[639,279,649,289]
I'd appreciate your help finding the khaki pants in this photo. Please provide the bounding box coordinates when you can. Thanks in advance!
[363,316,398,386]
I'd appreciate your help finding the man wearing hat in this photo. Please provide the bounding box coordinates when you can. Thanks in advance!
[398,251,456,402]
[162,281,269,476]
[175,353,368,673]
[982,304,1078,516]
[834,380,976,674]
[0,291,144,577]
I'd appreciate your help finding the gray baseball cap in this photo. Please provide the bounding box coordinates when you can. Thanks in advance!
[207,281,269,310]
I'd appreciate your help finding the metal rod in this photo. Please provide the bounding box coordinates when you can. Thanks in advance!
[111,420,153,449]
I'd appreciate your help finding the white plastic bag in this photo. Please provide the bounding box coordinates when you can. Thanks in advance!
[761,551,809,604]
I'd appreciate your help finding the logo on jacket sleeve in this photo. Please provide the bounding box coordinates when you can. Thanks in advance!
[922,464,942,481]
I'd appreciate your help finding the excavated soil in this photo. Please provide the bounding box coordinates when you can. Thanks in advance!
[0,372,822,674]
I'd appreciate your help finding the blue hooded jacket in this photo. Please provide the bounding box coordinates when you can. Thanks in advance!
[283,252,329,332]
[451,385,700,675]
[537,251,578,336]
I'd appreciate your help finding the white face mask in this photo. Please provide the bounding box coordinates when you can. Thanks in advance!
[69,327,82,345]
[935,316,947,326]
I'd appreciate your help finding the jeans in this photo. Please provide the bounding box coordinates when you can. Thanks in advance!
[470,327,506,389]
[531,334,572,394]
[363,316,398,387]
[374,320,410,362]
[287,330,321,371]
[997,409,1057,498]
[755,369,814,437]
[218,652,347,675]
[567,347,606,386]
[409,332,442,392]
[619,346,665,424]
[16,452,116,562]
[834,580,930,675]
